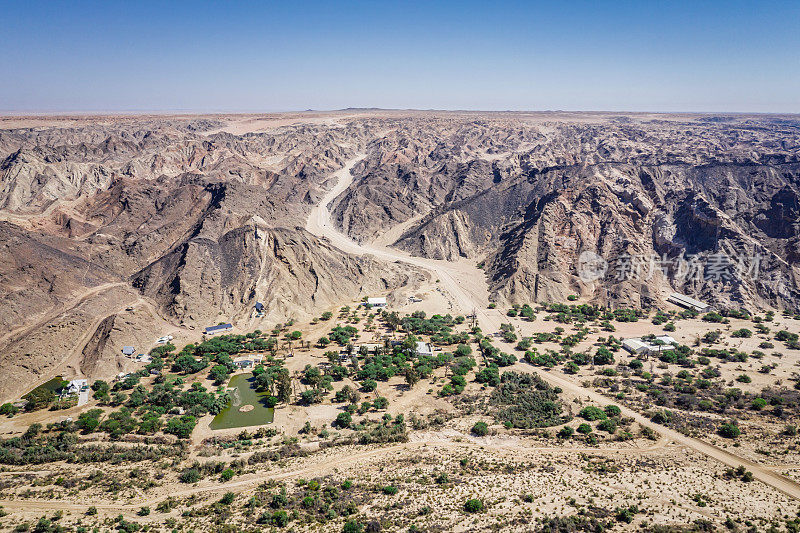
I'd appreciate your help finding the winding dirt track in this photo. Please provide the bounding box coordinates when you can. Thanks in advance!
[307,155,800,502]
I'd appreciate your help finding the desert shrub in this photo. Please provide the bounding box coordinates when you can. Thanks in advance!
[751,398,767,410]
[579,406,607,421]
[179,468,201,484]
[558,426,574,438]
[272,510,290,527]
[464,499,484,513]
[336,412,353,428]
[597,419,617,433]
[471,421,489,436]
[703,312,726,323]
[341,520,364,533]
[718,421,741,439]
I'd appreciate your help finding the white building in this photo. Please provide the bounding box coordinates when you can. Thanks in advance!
[353,343,382,355]
[65,379,88,395]
[366,297,387,308]
[415,341,434,357]
[622,335,678,356]
[667,292,710,313]
[621,338,650,355]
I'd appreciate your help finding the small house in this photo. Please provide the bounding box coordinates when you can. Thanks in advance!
[204,323,233,336]
[354,343,382,355]
[622,338,650,355]
[366,297,387,308]
[66,379,88,395]
[415,341,434,357]
[255,302,264,312]
[623,335,678,356]
[122,346,136,356]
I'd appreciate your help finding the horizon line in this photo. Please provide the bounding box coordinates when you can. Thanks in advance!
[1,107,800,118]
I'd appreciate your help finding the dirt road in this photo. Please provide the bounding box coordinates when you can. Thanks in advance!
[307,155,800,501]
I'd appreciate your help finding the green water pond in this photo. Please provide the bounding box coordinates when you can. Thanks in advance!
[210,373,274,430]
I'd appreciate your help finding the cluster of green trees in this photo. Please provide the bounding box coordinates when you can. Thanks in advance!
[252,360,292,405]
[542,303,642,324]
[328,325,359,345]
[393,311,468,345]
[523,348,563,368]
[83,376,228,439]
[776,330,800,349]
[489,372,567,428]
[0,422,183,465]
[506,304,536,320]
[478,338,516,367]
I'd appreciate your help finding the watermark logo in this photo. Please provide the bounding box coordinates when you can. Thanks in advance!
[576,251,762,282]
[577,251,609,282]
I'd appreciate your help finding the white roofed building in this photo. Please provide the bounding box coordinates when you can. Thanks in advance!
[415,341,434,357]
[667,292,710,312]
[367,297,387,308]
[623,335,678,356]
[66,379,88,394]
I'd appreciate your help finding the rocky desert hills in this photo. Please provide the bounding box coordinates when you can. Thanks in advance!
[0,110,798,400]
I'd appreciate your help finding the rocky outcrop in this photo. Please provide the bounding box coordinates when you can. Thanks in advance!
[331,115,800,311]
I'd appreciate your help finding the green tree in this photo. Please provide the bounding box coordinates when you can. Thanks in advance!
[464,499,484,513]
[471,421,489,436]
[336,412,352,428]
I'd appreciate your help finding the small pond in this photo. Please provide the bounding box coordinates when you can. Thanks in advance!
[210,373,274,430]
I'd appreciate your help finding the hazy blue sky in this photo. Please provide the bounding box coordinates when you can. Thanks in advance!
[1,0,798,112]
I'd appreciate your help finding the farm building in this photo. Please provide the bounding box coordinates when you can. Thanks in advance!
[621,338,650,355]
[204,323,233,335]
[622,335,677,356]
[415,341,434,357]
[353,343,382,355]
[667,292,709,312]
